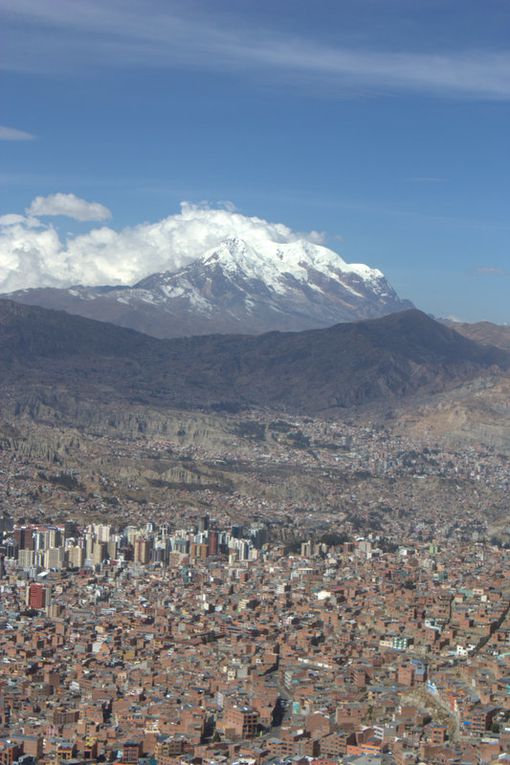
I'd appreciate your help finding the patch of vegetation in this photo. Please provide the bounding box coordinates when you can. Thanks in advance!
[234,420,266,441]
[269,419,293,433]
[42,471,84,491]
[286,430,310,448]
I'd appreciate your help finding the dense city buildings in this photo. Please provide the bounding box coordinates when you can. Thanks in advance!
[2,494,510,765]
[0,409,509,765]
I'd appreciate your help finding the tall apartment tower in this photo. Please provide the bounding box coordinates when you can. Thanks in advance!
[134,538,152,564]
[27,583,47,610]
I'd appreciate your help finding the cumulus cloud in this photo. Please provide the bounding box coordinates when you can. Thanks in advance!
[0,125,34,140]
[0,214,39,227]
[0,200,324,292]
[27,192,112,222]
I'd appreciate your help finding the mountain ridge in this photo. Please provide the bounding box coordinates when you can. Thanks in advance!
[443,319,510,352]
[3,236,413,338]
[0,299,507,415]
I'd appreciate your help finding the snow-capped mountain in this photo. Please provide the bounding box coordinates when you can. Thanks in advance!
[4,237,413,337]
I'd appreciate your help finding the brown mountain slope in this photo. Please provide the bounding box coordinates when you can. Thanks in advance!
[444,320,510,352]
[395,376,510,453]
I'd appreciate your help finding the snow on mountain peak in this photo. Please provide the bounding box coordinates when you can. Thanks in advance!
[4,230,413,338]
[199,235,385,294]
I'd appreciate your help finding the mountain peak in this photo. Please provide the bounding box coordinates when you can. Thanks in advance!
[197,236,385,294]
[3,236,413,338]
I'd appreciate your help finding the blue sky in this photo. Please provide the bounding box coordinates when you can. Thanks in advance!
[1,0,510,322]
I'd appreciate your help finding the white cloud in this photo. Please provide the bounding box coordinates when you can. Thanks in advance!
[0,125,34,140]
[0,215,21,226]
[0,199,324,292]
[27,192,111,222]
